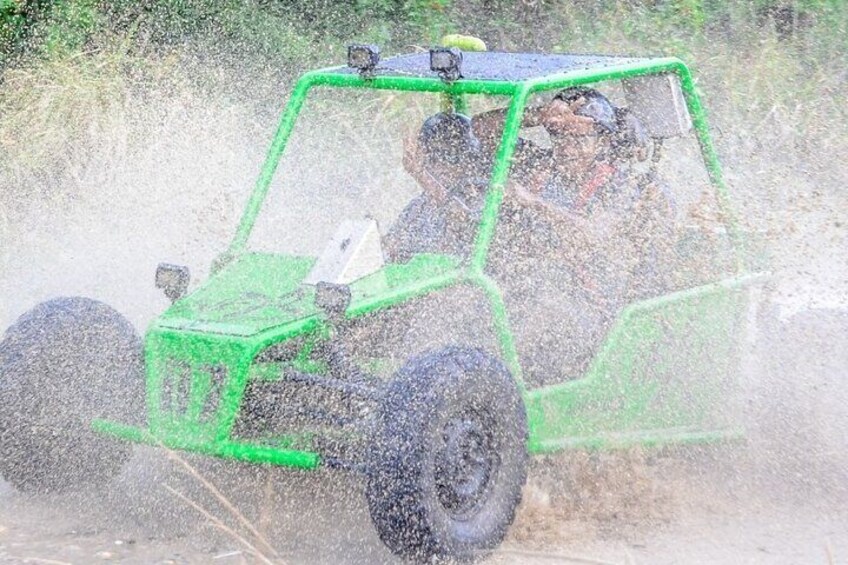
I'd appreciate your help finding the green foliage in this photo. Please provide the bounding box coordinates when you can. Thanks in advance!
[0,0,845,132]
[39,0,101,55]
[4,1,842,74]
[0,0,845,232]
[1,0,101,64]
[402,0,453,41]
[1,0,29,64]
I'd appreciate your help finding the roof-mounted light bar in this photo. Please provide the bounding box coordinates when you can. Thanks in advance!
[347,44,380,78]
[430,47,463,82]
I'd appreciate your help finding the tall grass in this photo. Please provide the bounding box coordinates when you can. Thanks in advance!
[0,38,182,218]
[0,1,845,228]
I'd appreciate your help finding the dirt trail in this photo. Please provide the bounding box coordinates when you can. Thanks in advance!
[1,424,846,564]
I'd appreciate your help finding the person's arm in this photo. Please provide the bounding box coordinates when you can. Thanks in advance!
[539,98,597,136]
[507,181,600,258]
[471,107,508,156]
[472,106,549,155]
[402,134,448,204]
[475,98,595,142]
[509,177,593,232]
[511,156,636,249]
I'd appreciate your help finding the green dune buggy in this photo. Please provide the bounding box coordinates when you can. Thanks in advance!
[0,44,765,562]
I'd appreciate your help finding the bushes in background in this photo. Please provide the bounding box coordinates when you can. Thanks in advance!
[0,0,844,209]
[2,1,845,71]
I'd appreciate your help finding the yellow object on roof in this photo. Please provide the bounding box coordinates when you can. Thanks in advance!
[441,34,487,52]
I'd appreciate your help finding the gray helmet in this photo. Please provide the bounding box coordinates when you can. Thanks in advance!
[553,87,618,134]
[418,112,482,167]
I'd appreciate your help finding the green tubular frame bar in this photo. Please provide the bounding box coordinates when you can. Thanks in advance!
[92,418,321,468]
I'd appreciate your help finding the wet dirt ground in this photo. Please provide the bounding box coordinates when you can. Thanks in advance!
[1,414,846,565]
[1,439,846,565]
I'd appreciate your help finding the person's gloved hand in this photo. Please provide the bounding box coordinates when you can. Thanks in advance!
[540,98,597,136]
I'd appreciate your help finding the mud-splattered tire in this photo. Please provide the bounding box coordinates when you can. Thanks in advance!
[0,297,143,493]
[366,347,527,563]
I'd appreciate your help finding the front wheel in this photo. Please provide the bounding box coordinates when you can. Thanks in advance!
[0,297,143,493]
[366,347,527,563]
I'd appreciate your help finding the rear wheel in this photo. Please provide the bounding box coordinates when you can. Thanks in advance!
[0,297,143,493]
[366,347,527,563]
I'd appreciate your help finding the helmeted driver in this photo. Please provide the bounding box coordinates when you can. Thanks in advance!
[478,87,674,276]
[383,112,488,262]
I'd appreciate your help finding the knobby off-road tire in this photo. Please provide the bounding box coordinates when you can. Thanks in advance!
[0,297,143,493]
[366,347,527,563]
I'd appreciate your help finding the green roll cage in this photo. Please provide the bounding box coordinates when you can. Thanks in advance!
[232,57,734,262]
[94,53,755,470]
[226,55,741,382]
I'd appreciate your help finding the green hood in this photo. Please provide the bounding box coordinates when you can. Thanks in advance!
[154,251,462,338]
[156,253,320,337]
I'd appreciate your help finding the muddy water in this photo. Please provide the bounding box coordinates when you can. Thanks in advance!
[1,74,847,564]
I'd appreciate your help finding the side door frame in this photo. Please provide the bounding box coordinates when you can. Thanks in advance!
[472,62,762,452]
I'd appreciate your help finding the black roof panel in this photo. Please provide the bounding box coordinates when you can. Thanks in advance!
[327,51,648,82]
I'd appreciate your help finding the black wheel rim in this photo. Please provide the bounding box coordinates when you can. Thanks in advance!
[434,409,499,519]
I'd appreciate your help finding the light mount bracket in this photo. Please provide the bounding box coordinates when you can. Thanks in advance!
[430,47,463,82]
[155,263,190,303]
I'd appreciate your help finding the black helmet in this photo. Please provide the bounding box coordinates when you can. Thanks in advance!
[553,87,618,134]
[418,112,482,167]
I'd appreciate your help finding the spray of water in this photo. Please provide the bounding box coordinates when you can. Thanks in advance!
[1,8,846,563]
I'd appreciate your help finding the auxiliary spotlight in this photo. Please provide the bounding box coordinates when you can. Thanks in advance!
[430,47,463,81]
[347,44,380,78]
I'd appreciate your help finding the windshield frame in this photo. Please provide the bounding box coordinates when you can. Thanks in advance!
[224,56,736,274]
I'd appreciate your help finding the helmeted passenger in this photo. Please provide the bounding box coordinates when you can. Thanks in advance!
[474,89,678,385]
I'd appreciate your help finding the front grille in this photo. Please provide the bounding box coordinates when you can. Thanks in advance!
[160,361,227,424]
